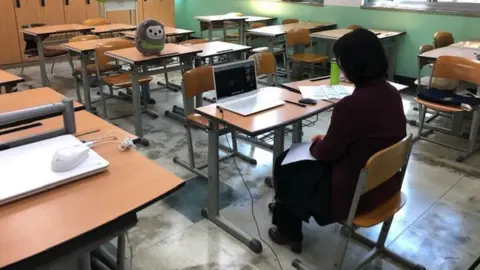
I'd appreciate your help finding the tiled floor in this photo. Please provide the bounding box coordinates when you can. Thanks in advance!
[6,60,480,269]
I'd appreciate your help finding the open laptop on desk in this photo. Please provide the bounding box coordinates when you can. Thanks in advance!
[213,60,284,116]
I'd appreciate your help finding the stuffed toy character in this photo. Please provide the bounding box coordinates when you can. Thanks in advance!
[135,19,166,56]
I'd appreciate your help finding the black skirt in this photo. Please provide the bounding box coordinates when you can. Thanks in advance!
[273,149,334,226]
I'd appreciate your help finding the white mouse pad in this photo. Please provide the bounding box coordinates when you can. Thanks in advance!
[0,134,109,206]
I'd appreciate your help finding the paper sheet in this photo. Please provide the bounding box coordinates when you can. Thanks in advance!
[299,85,354,100]
[281,143,316,165]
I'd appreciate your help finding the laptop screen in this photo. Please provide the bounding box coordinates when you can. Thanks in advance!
[214,60,257,100]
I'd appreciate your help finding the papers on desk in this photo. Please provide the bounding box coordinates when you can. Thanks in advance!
[281,142,316,165]
[299,85,354,101]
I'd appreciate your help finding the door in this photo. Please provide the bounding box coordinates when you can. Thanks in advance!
[41,0,66,25]
[64,0,87,24]
[14,0,43,62]
[141,0,175,26]
[85,0,101,19]
[107,11,136,24]
[0,0,22,64]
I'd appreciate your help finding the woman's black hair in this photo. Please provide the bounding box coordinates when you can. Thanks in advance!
[333,28,388,85]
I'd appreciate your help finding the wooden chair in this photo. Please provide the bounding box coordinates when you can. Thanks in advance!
[84,18,110,26]
[180,39,208,45]
[282,18,299,25]
[285,28,328,79]
[415,55,480,162]
[224,12,245,42]
[293,134,426,270]
[173,66,256,179]
[347,24,362,30]
[433,31,454,48]
[249,52,276,86]
[414,44,457,91]
[66,34,101,103]
[94,40,154,119]
[20,23,68,85]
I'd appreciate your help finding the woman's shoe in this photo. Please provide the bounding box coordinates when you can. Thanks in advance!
[268,227,302,253]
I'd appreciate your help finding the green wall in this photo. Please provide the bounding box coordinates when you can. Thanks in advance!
[175,0,480,78]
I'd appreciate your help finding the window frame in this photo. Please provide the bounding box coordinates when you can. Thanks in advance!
[362,0,480,15]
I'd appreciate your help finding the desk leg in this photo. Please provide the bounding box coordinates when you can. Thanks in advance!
[117,234,126,270]
[130,64,144,139]
[81,52,92,112]
[202,120,263,254]
[5,85,14,93]
[267,38,274,85]
[292,122,302,143]
[208,22,213,41]
[239,20,246,45]
[36,36,48,87]
[265,126,285,188]
[77,254,92,270]
[385,39,397,81]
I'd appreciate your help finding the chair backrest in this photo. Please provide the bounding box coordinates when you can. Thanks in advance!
[249,52,276,77]
[433,31,454,48]
[69,35,99,43]
[347,24,362,30]
[180,39,208,45]
[431,55,480,86]
[84,18,110,26]
[250,22,266,29]
[418,44,434,69]
[282,18,299,25]
[362,134,413,193]
[286,28,310,46]
[94,39,134,71]
[183,66,215,115]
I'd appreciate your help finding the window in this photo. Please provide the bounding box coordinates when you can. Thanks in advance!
[256,0,323,5]
[363,0,480,14]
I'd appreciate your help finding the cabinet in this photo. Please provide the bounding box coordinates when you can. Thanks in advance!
[14,0,43,62]
[0,0,22,65]
[41,0,66,25]
[86,0,101,19]
[141,0,174,27]
[64,0,87,24]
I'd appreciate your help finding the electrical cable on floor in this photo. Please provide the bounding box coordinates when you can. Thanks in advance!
[218,108,283,270]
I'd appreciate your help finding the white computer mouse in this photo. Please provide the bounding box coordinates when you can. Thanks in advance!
[51,144,90,172]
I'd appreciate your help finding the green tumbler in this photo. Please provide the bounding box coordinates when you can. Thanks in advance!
[330,58,340,85]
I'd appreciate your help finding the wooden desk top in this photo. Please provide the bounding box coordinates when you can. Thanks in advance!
[310,28,405,40]
[105,43,202,64]
[419,46,480,60]
[281,78,408,103]
[195,15,248,22]
[21,24,94,36]
[122,27,195,39]
[61,37,132,53]
[0,110,184,267]
[195,87,333,136]
[452,40,480,49]
[0,70,24,87]
[0,88,83,113]
[186,41,251,58]
[92,23,136,34]
[246,22,336,37]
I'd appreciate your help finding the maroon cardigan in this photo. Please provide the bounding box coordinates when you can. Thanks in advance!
[310,79,407,221]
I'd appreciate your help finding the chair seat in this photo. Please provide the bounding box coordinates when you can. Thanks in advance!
[252,47,269,53]
[74,63,122,74]
[187,113,225,129]
[414,76,458,90]
[225,32,240,38]
[289,53,328,64]
[353,192,406,228]
[415,97,464,113]
[103,73,153,88]
[43,48,68,58]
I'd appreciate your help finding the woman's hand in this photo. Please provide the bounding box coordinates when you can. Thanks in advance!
[311,134,325,143]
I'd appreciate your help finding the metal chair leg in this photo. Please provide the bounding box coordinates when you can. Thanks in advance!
[414,103,427,142]
[458,108,480,162]
[75,76,83,104]
[51,58,56,76]
[333,226,352,270]
[20,65,25,75]
[186,125,196,168]
[99,84,108,119]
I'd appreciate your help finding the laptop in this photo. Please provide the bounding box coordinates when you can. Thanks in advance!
[213,60,284,116]
[0,135,109,206]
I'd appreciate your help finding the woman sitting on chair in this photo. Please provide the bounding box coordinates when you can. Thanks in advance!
[269,28,407,253]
